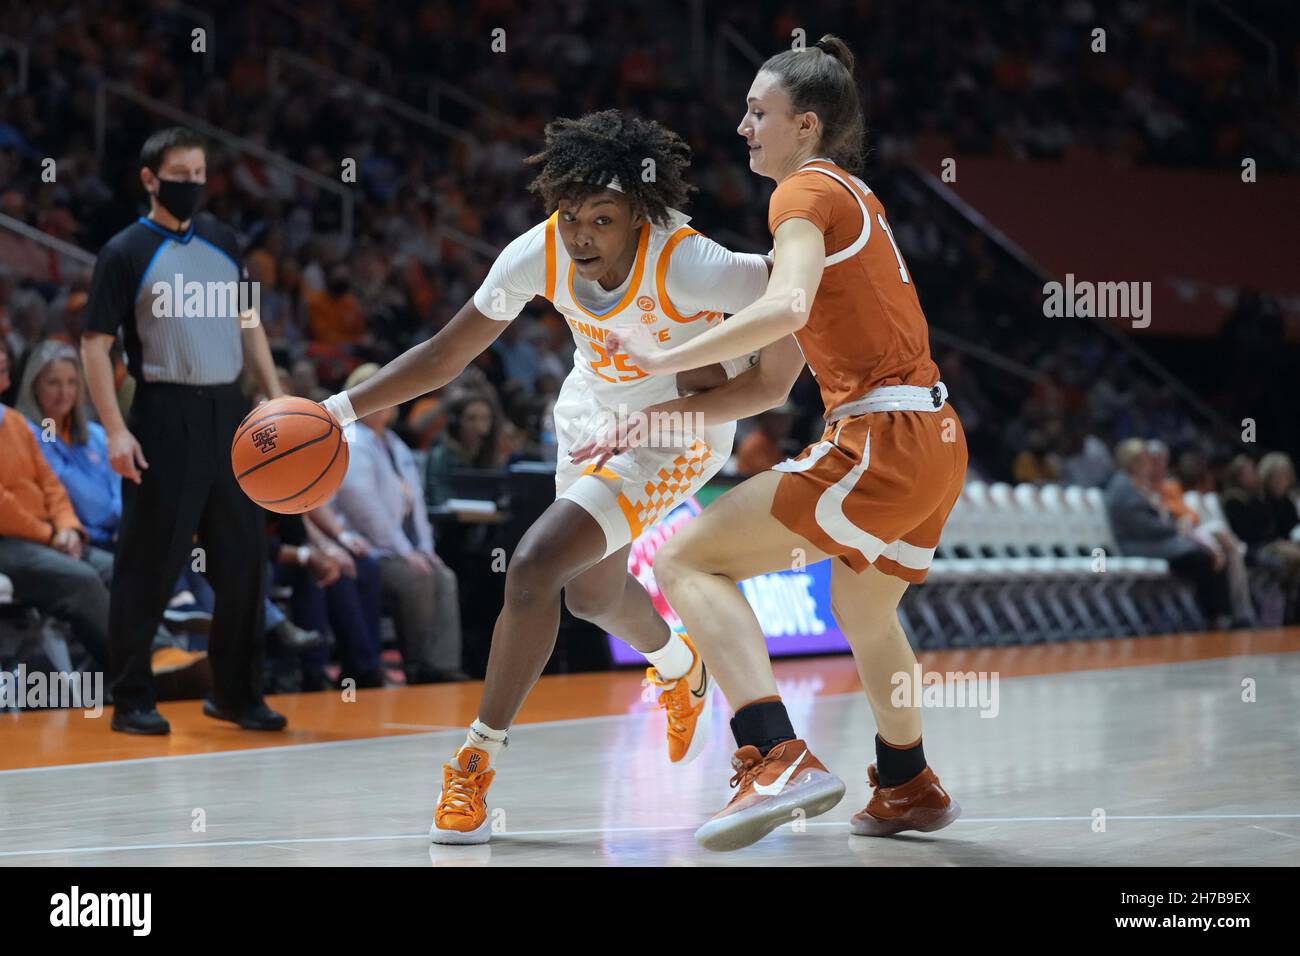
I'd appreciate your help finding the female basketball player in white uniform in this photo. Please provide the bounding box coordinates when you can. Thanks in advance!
[319,111,806,844]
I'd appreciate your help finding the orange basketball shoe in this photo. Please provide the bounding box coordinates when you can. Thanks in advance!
[849,763,961,837]
[430,746,495,845]
[695,739,846,851]
[645,633,713,765]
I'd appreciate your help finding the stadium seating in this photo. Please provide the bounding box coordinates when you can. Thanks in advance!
[902,480,1204,650]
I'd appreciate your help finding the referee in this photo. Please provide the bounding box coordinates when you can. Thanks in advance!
[81,127,287,734]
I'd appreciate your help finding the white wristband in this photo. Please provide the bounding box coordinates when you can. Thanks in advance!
[322,391,357,428]
[297,545,311,566]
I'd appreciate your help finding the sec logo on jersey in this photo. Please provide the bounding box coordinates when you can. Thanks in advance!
[637,295,655,312]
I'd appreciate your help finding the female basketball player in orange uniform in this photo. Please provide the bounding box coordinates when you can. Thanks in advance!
[317,111,802,844]
[602,36,967,851]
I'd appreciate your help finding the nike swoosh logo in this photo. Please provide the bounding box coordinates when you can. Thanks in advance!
[752,750,806,796]
[691,662,708,699]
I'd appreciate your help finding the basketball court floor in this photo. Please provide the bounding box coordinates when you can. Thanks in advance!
[2,630,1298,866]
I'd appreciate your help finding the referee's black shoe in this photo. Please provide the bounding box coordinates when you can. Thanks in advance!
[111,708,172,735]
[202,698,288,731]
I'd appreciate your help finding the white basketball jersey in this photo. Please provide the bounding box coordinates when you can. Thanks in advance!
[540,211,738,410]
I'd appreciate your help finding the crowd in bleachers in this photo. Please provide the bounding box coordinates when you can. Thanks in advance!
[2,0,1299,697]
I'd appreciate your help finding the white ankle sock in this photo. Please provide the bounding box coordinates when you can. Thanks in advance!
[460,719,508,765]
[643,632,694,681]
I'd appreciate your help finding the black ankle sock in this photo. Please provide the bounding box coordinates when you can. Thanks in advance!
[730,699,796,756]
[875,733,927,787]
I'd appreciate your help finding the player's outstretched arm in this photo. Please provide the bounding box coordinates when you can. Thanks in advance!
[569,335,804,468]
[321,301,506,426]
[652,334,804,428]
[611,218,825,376]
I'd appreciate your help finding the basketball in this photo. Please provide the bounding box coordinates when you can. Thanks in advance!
[231,396,349,514]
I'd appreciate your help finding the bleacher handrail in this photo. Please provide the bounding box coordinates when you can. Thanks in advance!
[266,0,393,80]
[1187,0,1279,90]
[0,213,96,268]
[94,81,355,246]
[427,78,509,128]
[267,49,479,148]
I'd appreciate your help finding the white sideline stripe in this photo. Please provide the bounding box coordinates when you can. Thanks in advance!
[2,814,1299,860]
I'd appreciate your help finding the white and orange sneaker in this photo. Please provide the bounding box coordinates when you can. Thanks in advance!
[646,633,714,764]
[430,746,495,845]
[695,739,845,852]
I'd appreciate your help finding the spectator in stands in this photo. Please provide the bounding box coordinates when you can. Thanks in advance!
[1258,453,1299,542]
[303,504,386,688]
[1056,418,1115,488]
[1147,439,1254,626]
[14,341,119,547]
[423,391,506,506]
[290,358,329,404]
[306,264,367,349]
[1011,421,1062,485]
[0,345,111,667]
[1222,455,1300,623]
[333,363,466,683]
[15,339,224,684]
[5,288,49,381]
[1104,438,1235,628]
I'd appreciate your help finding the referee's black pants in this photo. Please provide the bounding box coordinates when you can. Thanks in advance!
[108,380,267,712]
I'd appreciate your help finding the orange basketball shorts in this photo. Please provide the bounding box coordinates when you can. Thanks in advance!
[770,404,967,583]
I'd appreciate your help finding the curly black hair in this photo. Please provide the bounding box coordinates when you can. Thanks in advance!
[525,110,695,227]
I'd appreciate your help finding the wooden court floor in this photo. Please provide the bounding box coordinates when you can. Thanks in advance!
[4,628,1298,772]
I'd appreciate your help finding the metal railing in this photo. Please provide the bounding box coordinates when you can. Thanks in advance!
[1187,0,1278,91]
[266,0,393,81]
[0,212,96,285]
[713,22,764,101]
[267,49,478,148]
[93,81,355,246]
[427,78,508,129]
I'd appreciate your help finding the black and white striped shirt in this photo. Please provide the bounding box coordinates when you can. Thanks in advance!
[84,213,248,386]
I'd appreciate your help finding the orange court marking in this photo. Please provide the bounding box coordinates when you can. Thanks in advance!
[2,628,1297,772]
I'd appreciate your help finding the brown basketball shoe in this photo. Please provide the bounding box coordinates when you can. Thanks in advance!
[850,763,961,837]
[695,739,845,852]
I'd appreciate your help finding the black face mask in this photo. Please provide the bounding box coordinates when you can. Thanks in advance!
[153,178,205,222]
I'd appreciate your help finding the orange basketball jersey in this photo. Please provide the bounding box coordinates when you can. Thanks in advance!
[768,157,940,415]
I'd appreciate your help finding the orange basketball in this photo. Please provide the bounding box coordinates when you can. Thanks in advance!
[231,396,349,514]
